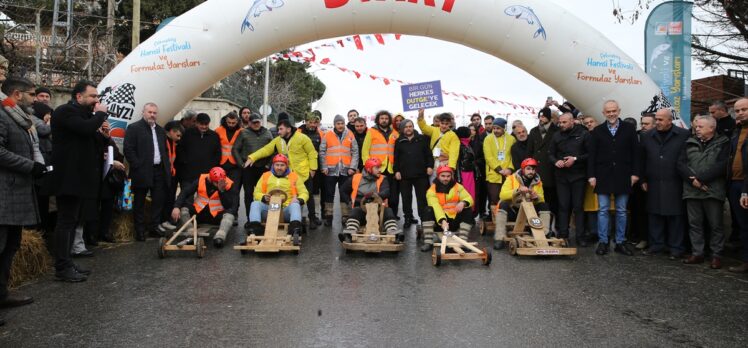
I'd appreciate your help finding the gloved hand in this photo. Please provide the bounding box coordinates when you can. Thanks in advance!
[31,162,46,178]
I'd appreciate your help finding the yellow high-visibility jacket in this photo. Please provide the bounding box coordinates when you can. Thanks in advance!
[248,132,318,182]
[253,170,309,207]
[426,182,473,223]
[417,118,460,169]
[483,132,516,184]
[499,171,545,205]
[361,126,398,174]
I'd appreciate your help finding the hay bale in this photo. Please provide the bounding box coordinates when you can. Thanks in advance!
[9,230,52,288]
[112,211,134,242]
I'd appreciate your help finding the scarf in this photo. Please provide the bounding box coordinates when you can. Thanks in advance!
[2,97,44,164]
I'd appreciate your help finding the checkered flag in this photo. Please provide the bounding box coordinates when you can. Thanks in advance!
[101,83,136,106]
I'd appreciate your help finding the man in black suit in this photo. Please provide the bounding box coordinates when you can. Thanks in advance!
[123,103,171,241]
[51,80,108,282]
[588,100,640,256]
[527,107,559,228]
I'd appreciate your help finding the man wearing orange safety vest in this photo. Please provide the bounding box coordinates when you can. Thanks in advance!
[159,120,184,231]
[246,154,307,245]
[421,166,474,251]
[319,114,359,226]
[215,111,243,184]
[171,167,239,248]
[361,110,400,215]
[339,158,403,244]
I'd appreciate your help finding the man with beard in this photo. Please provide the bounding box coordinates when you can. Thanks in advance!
[394,119,433,230]
[418,109,460,174]
[511,124,529,170]
[346,109,359,133]
[420,166,474,252]
[159,120,184,231]
[362,111,400,215]
[527,107,559,230]
[215,112,243,200]
[50,80,108,282]
[470,113,485,135]
[352,116,368,171]
[239,107,252,129]
[319,115,359,226]
[483,118,515,234]
[549,113,591,246]
[232,112,273,225]
[297,111,325,229]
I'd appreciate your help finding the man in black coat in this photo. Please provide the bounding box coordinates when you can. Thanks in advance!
[548,113,590,246]
[640,109,689,258]
[50,80,108,282]
[527,107,559,225]
[588,100,640,256]
[175,113,221,188]
[510,124,529,170]
[394,119,434,230]
[123,103,171,241]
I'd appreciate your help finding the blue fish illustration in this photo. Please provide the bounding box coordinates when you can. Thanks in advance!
[241,0,285,33]
[649,43,671,69]
[504,5,547,40]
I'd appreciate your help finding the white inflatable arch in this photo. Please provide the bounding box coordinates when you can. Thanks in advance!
[99,0,671,132]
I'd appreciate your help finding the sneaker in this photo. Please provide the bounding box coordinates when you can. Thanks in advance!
[160,221,177,230]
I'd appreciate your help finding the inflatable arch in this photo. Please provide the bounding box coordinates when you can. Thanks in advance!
[99,0,672,133]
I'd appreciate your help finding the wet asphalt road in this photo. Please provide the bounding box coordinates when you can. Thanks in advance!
[1,202,747,347]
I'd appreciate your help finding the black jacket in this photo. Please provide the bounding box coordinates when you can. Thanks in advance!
[123,119,171,189]
[50,100,108,198]
[548,125,590,183]
[353,129,367,171]
[471,136,486,177]
[588,119,640,195]
[394,133,434,179]
[510,139,529,171]
[175,127,221,183]
[527,122,559,187]
[640,126,689,215]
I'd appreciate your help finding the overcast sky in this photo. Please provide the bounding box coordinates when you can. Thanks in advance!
[296,0,711,129]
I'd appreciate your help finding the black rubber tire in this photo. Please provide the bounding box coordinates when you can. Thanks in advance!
[482,248,492,266]
[157,237,167,259]
[196,238,205,258]
[432,248,442,266]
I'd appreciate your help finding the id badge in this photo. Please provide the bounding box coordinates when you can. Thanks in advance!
[433,147,441,158]
[498,151,505,161]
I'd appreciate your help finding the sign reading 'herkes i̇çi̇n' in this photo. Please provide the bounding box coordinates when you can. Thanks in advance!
[401,80,443,111]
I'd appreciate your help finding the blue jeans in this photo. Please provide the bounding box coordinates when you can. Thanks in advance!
[597,194,629,244]
[249,201,302,223]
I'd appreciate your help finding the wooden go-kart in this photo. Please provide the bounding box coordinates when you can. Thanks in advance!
[234,189,301,254]
[432,229,492,266]
[341,194,405,253]
[505,197,577,257]
[158,215,207,259]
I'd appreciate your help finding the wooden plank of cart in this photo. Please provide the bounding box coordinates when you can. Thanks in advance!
[342,194,405,253]
[234,189,300,254]
[158,215,206,259]
[432,231,492,266]
[506,198,577,257]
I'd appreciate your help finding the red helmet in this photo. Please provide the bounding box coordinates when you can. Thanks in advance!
[436,166,453,176]
[209,167,226,183]
[272,154,289,165]
[364,158,382,173]
[521,158,539,169]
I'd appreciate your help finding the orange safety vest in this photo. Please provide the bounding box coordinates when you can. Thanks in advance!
[166,139,176,176]
[323,130,355,167]
[350,173,384,208]
[260,171,299,197]
[215,126,241,165]
[431,184,462,216]
[368,128,397,167]
[193,174,234,217]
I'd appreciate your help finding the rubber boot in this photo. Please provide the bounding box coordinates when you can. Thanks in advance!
[458,222,472,241]
[214,213,234,248]
[324,203,333,226]
[420,221,435,252]
[340,202,351,228]
[384,219,402,243]
[289,220,302,246]
[338,218,358,243]
[493,210,508,250]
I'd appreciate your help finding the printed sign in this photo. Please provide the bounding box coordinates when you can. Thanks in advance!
[401,80,443,111]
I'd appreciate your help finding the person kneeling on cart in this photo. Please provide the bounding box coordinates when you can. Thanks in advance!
[246,154,307,245]
[494,158,551,250]
[339,158,403,243]
[421,166,474,252]
[170,167,238,248]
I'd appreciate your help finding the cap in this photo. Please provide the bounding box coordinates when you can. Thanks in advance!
[250,113,262,122]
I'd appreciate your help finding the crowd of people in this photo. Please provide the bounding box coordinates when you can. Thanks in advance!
[2,58,748,325]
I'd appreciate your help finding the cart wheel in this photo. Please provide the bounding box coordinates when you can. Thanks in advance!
[509,238,518,256]
[432,248,442,266]
[157,237,167,259]
[482,247,492,266]
[196,237,205,258]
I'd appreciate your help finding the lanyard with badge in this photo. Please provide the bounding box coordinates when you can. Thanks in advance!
[432,132,445,158]
[493,133,507,162]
